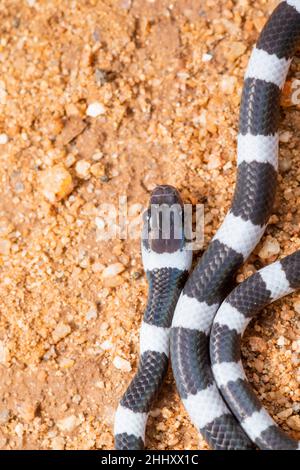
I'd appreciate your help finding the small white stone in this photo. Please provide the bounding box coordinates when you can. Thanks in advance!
[0,133,8,145]
[207,154,221,169]
[277,336,286,347]
[52,323,71,343]
[86,102,105,117]
[294,300,300,314]
[100,340,113,351]
[92,150,103,161]
[113,356,131,371]
[102,263,125,278]
[202,53,213,62]
[51,436,65,450]
[92,262,104,273]
[258,236,280,260]
[0,341,8,364]
[86,305,97,321]
[0,409,10,424]
[220,75,237,95]
[57,415,79,432]
[279,131,292,143]
[0,83,7,105]
[95,217,105,230]
[291,339,300,353]
[15,423,24,438]
[75,160,91,179]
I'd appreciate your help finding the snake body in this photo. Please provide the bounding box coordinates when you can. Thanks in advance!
[114,0,300,450]
[210,251,300,450]
[114,186,192,449]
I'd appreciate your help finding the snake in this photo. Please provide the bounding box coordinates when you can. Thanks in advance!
[114,185,192,449]
[114,0,300,450]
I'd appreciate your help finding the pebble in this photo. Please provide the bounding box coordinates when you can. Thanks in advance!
[291,339,300,352]
[202,53,213,62]
[92,150,103,161]
[86,102,105,117]
[253,358,264,372]
[279,131,292,143]
[258,236,280,260]
[0,133,8,145]
[91,261,105,273]
[57,415,79,432]
[91,162,106,178]
[207,154,221,169]
[149,408,161,418]
[59,357,75,369]
[102,263,125,278]
[86,305,98,321]
[224,41,247,61]
[248,336,267,353]
[15,423,24,439]
[0,81,7,105]
[277,336,286,347]
[113,356,131,371]
[75,160,91,179]
[220,75,237,95]
[0,409,10,424]
[0,434,7,448]
[0,341,8,364]
[17,403,36,422]
[120,0,132,10]
[52,322,71,343]
[287,415,300,431]
[294,300,300,314]
[39,164,74,203]
[100,340,113,351]
[277,408,293,420]
[0,239,11,256]
[279,157,292,173]
[51,436,65,450]
[95,217,105,230]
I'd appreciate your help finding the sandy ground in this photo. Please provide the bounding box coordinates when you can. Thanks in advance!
[0,0,299,450]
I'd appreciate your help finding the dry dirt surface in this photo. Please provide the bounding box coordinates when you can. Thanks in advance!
[0,0,299,450]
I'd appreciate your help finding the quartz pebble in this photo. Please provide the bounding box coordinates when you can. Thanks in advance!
[113,356,131,371]
[294,301,300,314]
[86,102,105,117]
[287,415,300,431]
[202,53,213,62]
[57,415,79,432]
[0,133,8,145]
[39,164,74,203]
[248,336,267,353]
[52,323,71,343]
[102,263,125,278]
[75,160,91,178]
[0,409,9,424]
[86,305,98,321]
[277,408,293,420]
[0,341,8,364]
[0,239,11,256]
[51,436,65,450]
[258,236,280,260]
[277,336,286,347]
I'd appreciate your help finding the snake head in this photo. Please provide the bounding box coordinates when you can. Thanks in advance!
[141,185,192,272]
